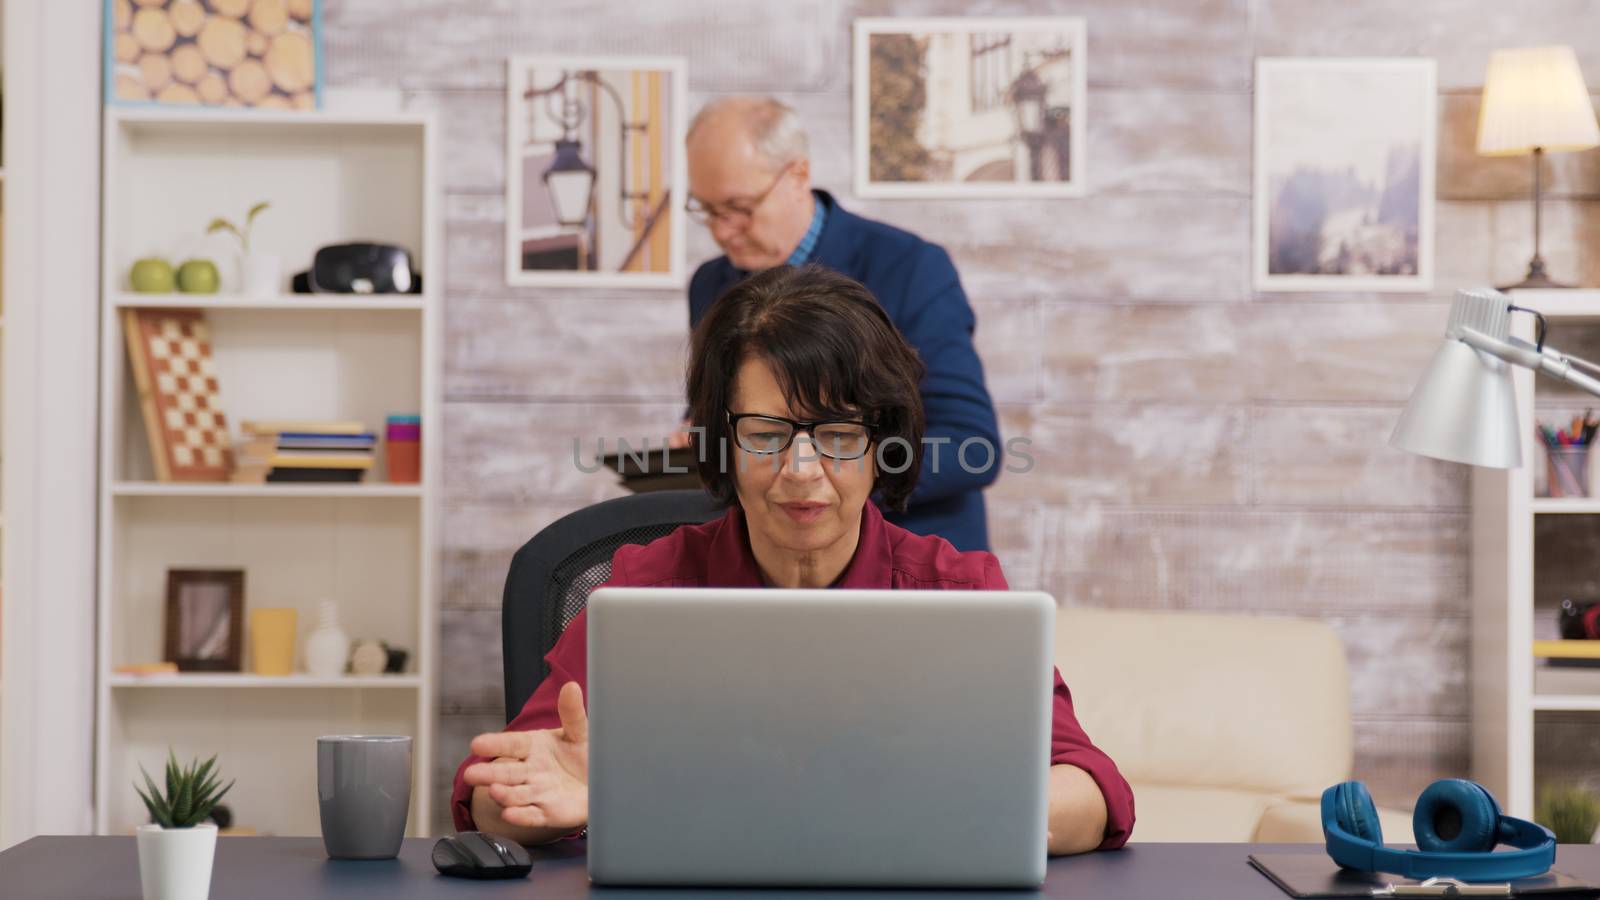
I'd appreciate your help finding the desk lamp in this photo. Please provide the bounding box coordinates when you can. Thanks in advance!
[1391,287,1600,468]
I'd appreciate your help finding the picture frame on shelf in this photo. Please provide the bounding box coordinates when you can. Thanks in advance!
[1253,57,1437,292]
[853,17,1088,198]
[504,54,688,288]
[104,0,324,110]
[164,569,245,672]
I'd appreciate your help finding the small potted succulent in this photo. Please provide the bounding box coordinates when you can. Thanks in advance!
[207,201,276,297]
[134,751,234,900]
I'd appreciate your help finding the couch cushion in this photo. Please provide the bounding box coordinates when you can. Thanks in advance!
[1056,608,1353,797]
[1125,783,1275,843]
[1256,799,1416,844]
[1255,800,1329,842]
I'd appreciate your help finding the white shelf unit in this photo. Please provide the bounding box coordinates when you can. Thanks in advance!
[109,674,424,690]
[111,292,425,311]
[112,482,425,499]
[1473,289,1600,819]
[95,109,441,839]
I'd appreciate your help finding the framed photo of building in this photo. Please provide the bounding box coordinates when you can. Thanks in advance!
[164,569,245,672]
[1254,58,1437,292]
[854,17,1087,199]
[505,55,688,288]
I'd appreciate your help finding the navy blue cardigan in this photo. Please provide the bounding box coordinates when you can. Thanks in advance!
[688,191,1000,552]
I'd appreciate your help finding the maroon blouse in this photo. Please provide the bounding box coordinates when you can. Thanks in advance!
[451,502,1135,849]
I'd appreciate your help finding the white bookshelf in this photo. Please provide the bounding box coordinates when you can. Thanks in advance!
[111,292,425,311]
[94,108,441,839]
[112,482,426,499]
[109,674,423,690]
[1473,289,1600,820]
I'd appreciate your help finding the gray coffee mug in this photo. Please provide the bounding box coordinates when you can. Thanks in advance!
[317,735,412,859]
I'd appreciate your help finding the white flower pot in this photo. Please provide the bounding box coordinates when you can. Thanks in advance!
[136,823,217,900]
[241,252,281,298]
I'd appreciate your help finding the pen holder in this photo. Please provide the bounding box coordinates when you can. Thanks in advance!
[1546,446,1591,498]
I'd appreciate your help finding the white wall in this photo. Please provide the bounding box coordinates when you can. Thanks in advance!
[1,0,102,847]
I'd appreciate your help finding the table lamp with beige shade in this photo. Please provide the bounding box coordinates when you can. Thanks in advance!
[1477,45,1600,289]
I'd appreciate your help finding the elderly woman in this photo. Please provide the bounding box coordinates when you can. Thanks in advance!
[452,265,1134,855]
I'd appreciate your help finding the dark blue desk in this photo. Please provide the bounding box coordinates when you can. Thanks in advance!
[4,836,1598,899]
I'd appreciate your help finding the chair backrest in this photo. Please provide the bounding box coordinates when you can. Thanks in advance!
[500,489,723,721]
[1054,607,1354,798]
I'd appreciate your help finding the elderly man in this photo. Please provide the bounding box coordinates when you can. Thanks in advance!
[681,96,1000,552]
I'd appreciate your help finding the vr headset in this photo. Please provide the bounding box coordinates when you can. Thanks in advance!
[1322,779,1555,882]
[292,243,422,294]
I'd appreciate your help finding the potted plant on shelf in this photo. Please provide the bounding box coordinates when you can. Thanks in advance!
[207,201,275,298]
[134,751,235,900]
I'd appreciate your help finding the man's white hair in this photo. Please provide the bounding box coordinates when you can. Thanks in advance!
[688,96,809,170]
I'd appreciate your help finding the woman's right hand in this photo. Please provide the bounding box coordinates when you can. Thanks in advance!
[666,417,695,449]
[462,681,590,833]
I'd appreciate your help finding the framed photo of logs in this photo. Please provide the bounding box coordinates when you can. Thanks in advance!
[104,0,323,110]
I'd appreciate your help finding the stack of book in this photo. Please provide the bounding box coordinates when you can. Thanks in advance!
[233,420,377,483]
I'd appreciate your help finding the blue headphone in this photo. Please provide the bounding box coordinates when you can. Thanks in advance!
[1322,780,1556,882]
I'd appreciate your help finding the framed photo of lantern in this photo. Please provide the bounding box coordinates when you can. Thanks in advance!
[505,54,688,288]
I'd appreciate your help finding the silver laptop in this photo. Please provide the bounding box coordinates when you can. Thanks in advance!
[585,587,1055,888]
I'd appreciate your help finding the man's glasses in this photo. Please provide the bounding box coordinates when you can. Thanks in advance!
[727,412,873,460]
[685,163,793,228]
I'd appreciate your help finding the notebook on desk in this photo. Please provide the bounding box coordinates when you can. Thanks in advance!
[1249,851,1600,898]
[584,587,1056,888]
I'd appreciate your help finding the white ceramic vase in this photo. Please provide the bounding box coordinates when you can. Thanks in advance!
[304,601,350,678]
[136,823,217,900]
[240,252,281,298]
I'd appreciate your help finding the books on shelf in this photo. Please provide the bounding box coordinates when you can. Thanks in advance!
[233,421,378,483]
[241,419,368,435]
[1532,639,1600,659]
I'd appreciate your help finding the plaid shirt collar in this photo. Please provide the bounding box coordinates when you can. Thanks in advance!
[785,193,827,267]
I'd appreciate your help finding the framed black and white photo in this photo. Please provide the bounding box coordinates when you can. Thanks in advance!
[505,54,688,288]
[1254,58,1437,292]
[164,569,245,672]
[854,17,1087,198]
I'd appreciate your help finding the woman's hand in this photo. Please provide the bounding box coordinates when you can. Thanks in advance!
[666,418,695,449]
[463,682,590,834]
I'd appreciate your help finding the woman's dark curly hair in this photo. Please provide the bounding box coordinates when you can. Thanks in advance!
[686,264,926,511]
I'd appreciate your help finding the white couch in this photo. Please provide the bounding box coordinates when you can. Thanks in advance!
[1055,607,1412,843]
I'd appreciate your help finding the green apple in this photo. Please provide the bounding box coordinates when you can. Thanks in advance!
[176,259,220,294]
[129,257,175,293]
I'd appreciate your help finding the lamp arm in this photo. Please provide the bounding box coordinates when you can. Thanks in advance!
[1458,326,1600,398]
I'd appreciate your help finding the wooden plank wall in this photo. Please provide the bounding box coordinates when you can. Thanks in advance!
[317,0,1600,835]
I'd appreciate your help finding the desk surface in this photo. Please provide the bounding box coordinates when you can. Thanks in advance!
[4,837,1599,899]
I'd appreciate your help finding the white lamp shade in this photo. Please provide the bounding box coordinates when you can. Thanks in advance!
[1390,337,1522,468]
[1477,45,1600,155]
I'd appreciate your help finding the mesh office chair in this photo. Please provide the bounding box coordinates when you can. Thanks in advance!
[500,489,723,721]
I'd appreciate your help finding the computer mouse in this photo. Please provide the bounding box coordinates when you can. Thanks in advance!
[431,831,534,879]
